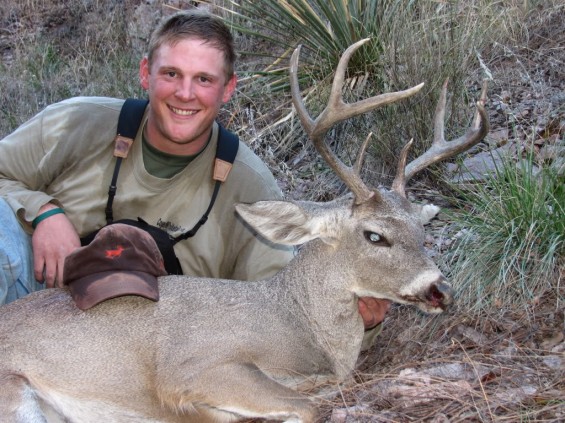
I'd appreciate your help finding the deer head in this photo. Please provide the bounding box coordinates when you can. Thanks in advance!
[276,38,490,314]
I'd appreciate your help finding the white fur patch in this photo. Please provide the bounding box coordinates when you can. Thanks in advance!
[16,385,45,422]
[398,270,444,297]
[419,204,441,225]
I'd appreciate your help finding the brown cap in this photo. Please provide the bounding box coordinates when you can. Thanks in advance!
[64,223,167,310]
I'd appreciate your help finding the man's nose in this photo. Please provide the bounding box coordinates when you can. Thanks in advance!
[176,79,194,101]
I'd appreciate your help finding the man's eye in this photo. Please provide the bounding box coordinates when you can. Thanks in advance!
[167,71,176,78]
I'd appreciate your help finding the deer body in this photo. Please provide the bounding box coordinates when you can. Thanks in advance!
[0,280,333,422]
[0,193,450,422]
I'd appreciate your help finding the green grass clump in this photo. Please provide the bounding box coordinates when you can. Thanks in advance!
[444,142,564,315]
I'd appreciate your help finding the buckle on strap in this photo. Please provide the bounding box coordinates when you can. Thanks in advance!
[113,135,134,158]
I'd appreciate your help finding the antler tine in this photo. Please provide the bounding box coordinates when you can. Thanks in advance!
[399,79,490,187]
[354,132,373,175]
[391,139,414,197]
[290,39,425,204]
[290,42,373,203]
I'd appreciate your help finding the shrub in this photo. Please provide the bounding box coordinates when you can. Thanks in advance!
[444,140,564,314]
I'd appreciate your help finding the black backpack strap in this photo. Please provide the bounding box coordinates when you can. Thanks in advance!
[105,99,149,224]
[173,124,239,243]
[213,124,239,181]
[117,99,149,139]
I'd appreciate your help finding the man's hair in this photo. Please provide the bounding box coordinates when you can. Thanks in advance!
[147,10,236,81]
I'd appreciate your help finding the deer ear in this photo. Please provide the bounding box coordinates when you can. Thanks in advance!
[412,203,441,225]
[236,201,318,245]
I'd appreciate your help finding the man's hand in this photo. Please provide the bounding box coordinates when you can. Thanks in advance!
[32,205,81,288]
[358,297,391,330]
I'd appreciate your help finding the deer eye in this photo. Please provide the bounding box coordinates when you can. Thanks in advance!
[364,231,388,246]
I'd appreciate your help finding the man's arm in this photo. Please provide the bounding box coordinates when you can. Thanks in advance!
[230,229,295,281]
[0,102,88,287]
[0,112,58,226]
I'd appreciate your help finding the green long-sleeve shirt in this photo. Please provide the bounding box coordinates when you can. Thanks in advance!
[0,97,294,281]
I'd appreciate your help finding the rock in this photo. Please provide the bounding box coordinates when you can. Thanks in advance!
[542,355,563,370]
[445,144,512,183]
[485,128,509,147]
[330,405,371,422]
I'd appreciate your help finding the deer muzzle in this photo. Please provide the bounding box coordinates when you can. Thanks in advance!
[399,276,454,314]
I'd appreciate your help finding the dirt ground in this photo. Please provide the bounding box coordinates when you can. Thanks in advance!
[0,1,563,421]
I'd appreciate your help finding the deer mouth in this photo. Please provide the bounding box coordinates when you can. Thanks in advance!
[399,279,454,314]
[425,283,452,309]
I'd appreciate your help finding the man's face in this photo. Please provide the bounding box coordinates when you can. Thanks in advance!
[139,38,236,155]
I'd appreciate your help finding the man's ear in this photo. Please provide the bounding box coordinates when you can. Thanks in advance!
[222,73,237,103]
[139,56,150,91]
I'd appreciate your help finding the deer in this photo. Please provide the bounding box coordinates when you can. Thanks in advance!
[0,38,488,423]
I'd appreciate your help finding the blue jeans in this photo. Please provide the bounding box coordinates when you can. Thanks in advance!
[0,198,44,305]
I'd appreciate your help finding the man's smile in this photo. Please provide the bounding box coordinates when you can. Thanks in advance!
[169,106,197,116]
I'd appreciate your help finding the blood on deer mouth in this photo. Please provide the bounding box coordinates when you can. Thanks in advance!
[425,284,448,309]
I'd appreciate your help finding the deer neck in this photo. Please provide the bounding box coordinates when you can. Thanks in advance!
[273,239,365,378]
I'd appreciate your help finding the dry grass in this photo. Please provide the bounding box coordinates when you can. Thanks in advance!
[220,0,506,195]
[0,0,146,136]
[317,297,565,422]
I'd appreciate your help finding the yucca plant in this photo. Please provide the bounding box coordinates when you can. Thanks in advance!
[444,141,564,315]
[216,0,401,94]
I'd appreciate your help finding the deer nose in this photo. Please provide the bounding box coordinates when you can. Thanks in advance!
[425,278,453,310]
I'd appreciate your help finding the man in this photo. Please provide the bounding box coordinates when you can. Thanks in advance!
[0,9,388,335]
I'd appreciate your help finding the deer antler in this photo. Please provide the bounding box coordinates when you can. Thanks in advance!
[290,38,424,204]
[391,79,490,195]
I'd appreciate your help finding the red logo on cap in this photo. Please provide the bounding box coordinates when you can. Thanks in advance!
[105,245,125,259]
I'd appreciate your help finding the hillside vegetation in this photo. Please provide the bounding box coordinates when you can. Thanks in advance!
[0,1,563,421]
